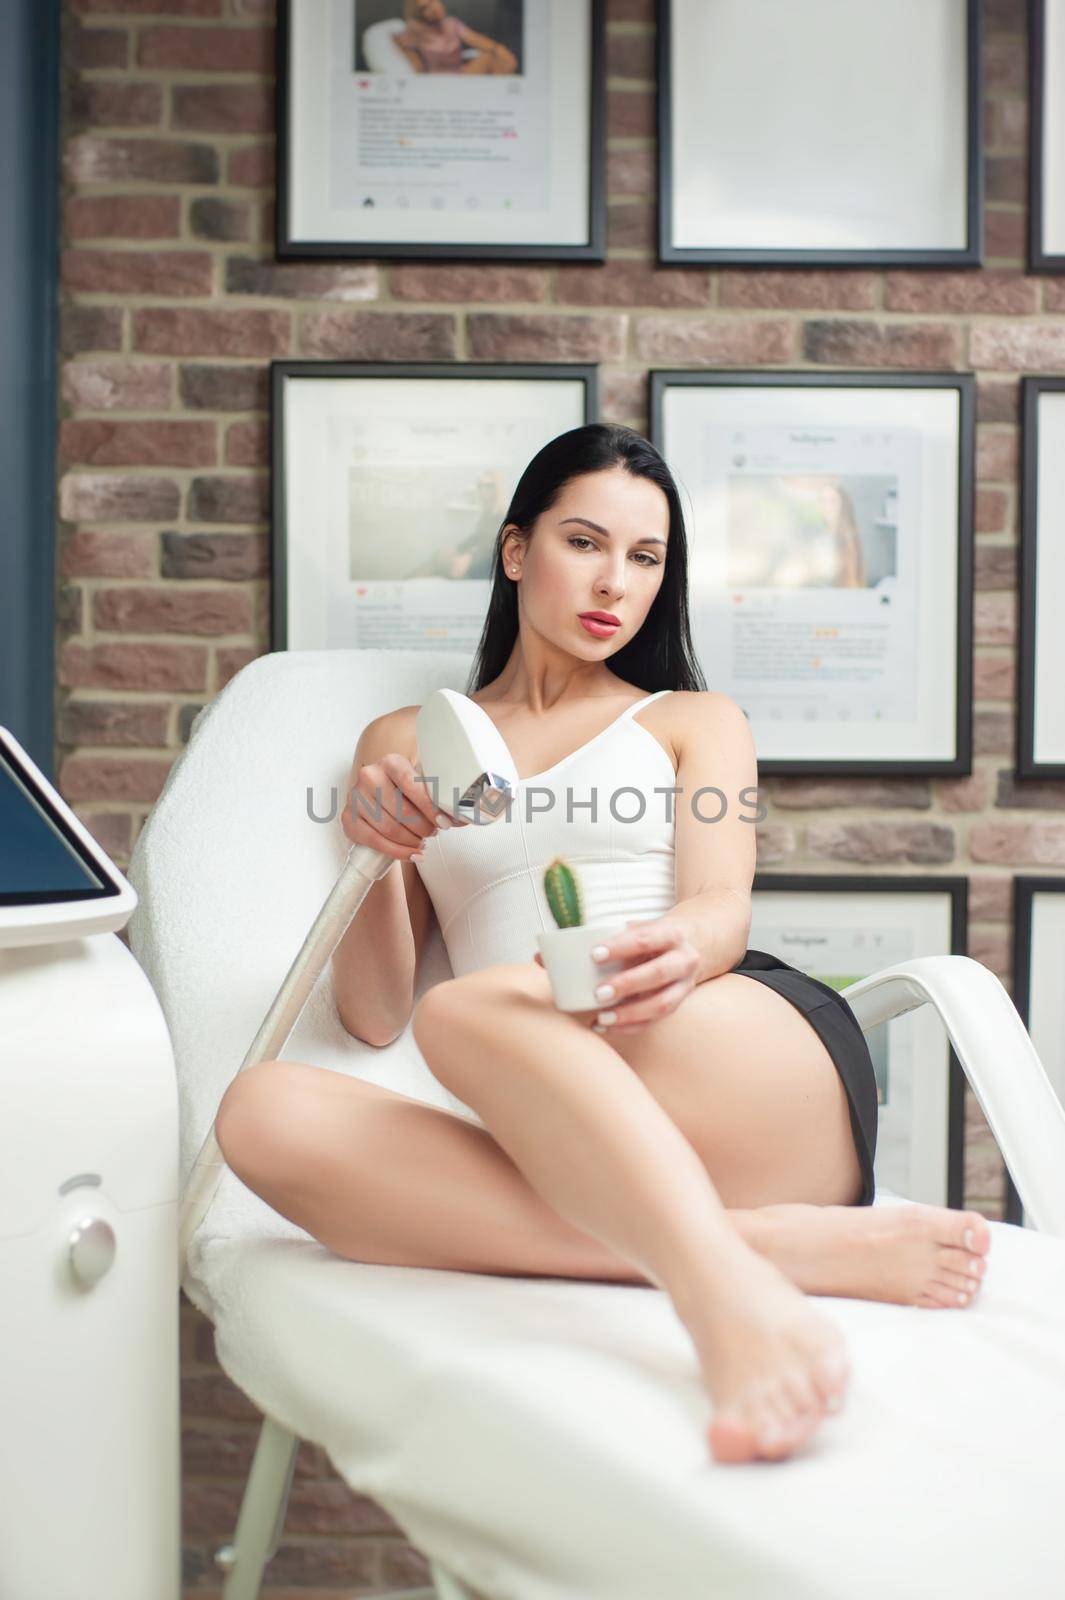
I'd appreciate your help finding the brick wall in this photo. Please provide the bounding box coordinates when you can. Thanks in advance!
[58,0,1039,1589]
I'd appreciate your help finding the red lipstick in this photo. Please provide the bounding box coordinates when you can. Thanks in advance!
[578,611,621,637]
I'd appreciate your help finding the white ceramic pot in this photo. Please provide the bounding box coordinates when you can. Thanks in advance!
[536,918,629,1012]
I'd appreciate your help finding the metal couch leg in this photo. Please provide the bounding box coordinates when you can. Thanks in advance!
[428,1562,480,1598]
[215,1414,299,1600]
[213,1414,476,1600]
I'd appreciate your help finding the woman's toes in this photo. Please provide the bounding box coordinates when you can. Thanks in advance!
[938,1244,984,1282]
[780,1367,828,1427]
[758,1384,821,1457]
[709,1387,818,1464]
[707,1410,759,1463]
[761,1407,817,1459]
[957,1210,992,1257]
[934,1265,983,1296]
[751,1401,795,1460]
[755,1425,790,1460]
[917,1278,973,1309]
[809,1351,850,1412]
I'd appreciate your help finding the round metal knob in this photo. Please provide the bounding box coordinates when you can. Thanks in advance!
[67,1215,116,1287]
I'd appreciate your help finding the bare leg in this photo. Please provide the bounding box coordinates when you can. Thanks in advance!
[215,1065,990,1310]
[411,981,853,1464]
[221,1052,842,1463]
[217,1067,653,1284]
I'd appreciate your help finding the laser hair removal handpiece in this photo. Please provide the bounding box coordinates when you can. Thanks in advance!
[177,688,517,1277]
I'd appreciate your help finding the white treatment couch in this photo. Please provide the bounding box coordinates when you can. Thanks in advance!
[126,648,1065,1600]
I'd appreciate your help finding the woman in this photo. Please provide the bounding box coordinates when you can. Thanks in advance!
[392,0,518,75]
[215,424,991,1466]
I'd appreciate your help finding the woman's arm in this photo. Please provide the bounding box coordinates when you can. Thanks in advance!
[664,691,758,984]
[330,707,435,1047]
[538,692,758,1036]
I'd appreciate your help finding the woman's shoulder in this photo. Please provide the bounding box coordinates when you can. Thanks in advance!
[361,703,419,764]
[669,688,744,715]
[391,704,420,757]
[664,690,753,759]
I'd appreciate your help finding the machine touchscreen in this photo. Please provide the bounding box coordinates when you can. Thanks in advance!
[0,726,137,945]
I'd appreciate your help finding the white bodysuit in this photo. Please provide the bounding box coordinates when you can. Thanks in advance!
[413,689,677,976]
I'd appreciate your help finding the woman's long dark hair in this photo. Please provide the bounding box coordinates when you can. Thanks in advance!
[465,423,708,695]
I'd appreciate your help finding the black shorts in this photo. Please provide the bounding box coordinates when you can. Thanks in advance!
[728,947,879,1207]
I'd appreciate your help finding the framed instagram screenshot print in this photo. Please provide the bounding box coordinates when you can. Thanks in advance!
[271,360,597,652]
[277,0,606,259]
[651,369,975,776]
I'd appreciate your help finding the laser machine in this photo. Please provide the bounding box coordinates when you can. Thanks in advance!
[0,725,181,1600]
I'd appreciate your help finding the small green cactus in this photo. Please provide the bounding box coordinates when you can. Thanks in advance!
[544,857,584,928]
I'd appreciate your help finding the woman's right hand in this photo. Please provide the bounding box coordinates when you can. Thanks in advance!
[341,751,468,862]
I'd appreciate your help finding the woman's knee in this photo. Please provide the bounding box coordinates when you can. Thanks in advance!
[412,965,506,1023]
[411,977,462,1048]
[412,980,487,1094]
[215,1059,303,1178]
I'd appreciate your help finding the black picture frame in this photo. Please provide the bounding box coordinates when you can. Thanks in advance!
[1018,377,1065,777]
[276,0,606,261]
[750,872,969,1208]
[1028,0,1065,271]
[270,359,599,651]
[1007,876,1065,1226]
[1004,883,1065,1228]
[656,0,983,268]
[650,368,975,776]
[1008,875,1041,1227]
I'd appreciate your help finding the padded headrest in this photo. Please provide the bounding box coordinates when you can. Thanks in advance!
[126,647,475,1198]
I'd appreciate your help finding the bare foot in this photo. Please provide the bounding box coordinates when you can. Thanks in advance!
[676,1233,851,1465]
[747,1202,993,1309]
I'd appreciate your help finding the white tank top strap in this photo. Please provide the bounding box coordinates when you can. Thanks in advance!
[617,688,674,738]
[623,688,674,719]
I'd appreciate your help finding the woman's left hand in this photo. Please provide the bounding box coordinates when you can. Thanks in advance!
[533,916,700,1033]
